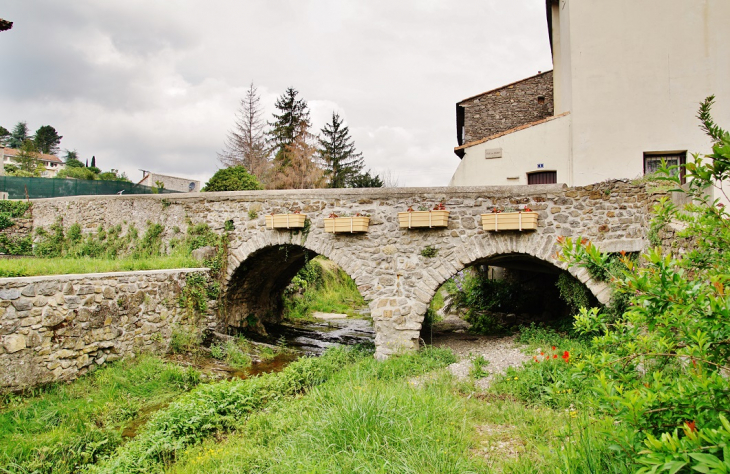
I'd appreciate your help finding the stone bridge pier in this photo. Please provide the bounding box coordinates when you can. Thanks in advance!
[30,182,657,359]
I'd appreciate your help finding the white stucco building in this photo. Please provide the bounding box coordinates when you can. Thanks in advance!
[450,0,730,196]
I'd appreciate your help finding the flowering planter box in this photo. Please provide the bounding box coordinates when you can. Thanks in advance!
[265,213,307,229]
[481,211,538,231]
[397,210,449,228]
[324,216,370,233]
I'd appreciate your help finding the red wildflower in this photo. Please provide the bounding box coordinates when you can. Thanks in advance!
[562,351,570,362]
[685,421,697,432]
[551,346,556,351]
[553,354,557,359]
[540,352,544,356]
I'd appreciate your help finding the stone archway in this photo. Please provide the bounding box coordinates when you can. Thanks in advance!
[371,233,611,358]
[222,231,377,331]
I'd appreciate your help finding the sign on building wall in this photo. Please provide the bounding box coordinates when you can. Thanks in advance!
[484,148,502,159]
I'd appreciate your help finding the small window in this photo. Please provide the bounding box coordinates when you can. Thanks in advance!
[528,171,557,185]
[644,152,686,183]
[537,96,546,105]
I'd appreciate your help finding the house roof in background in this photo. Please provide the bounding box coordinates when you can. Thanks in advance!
[1,147,64,164]
[454,111,570,152]
[457,70,553,105]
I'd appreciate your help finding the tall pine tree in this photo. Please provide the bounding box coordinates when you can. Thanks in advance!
[318,112,364,188]
[268,87,311,166]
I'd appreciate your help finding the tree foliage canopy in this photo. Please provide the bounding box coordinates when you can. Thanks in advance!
[348,169,384,188]
[33,125,63,155]
[318,112,364,188]
[202,166,263,192]
[6,122,29,149]
[268,87,311,165]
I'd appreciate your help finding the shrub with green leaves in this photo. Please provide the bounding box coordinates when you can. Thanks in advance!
[558,96,730,470]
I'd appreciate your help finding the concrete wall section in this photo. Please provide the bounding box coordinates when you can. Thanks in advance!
[450,113,571,186]
[0,268,212,390]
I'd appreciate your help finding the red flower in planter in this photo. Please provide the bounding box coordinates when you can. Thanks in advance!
[523,206,532,212]
[407,206,414,212]
[433,202,446,211]
[328,213,338,219]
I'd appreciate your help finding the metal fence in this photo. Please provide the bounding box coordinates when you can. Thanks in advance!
[0,176,180,199]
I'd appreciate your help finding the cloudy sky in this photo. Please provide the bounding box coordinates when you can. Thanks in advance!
[0,1,552,187]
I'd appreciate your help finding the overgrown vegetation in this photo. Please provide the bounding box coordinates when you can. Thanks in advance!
[282,256,365,320]
[0,220,227,280]
[491,97,730,473]
[0,356,200,474]
[0,200,31,231]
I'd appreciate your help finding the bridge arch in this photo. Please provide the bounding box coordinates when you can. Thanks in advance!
[373,233,611,358]
[222,230,375,330]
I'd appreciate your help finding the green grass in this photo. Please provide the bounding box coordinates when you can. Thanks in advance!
[283,257,366,320]
[0,355,200,474]
[167,346,629,474]
[0,254,201,278]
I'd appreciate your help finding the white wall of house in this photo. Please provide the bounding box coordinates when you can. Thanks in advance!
[452,0,730,202]
[449,114,571,186]
[560,0,730,188]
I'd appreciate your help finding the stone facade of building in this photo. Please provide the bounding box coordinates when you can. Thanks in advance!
[27,183,658,359]
[458,71,554,147]
[0,269,213,390]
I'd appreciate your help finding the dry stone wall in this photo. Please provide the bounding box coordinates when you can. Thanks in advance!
[1,217,32,240]
[0,268,212,390]
[460,71,554,145]
[29,182,659,358]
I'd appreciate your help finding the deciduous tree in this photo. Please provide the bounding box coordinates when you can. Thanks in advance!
[318,112,364,188]
[269,134,325,189]
[14,140,44,175]
[202,166,263,192]
[219,83,270,182]
[0,126,9,146]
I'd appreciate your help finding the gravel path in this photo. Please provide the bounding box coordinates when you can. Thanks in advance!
[425,315,529,390]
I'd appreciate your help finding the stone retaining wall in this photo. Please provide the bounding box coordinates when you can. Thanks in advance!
[1,218,32,241]
[0,268,213,390]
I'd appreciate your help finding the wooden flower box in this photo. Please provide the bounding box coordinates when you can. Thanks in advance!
[481,211,538,231]
[265,213,307,229]
[324,216,370,233]
[397,210,449,228]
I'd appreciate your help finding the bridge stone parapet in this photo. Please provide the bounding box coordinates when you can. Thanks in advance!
[29,181,658,358]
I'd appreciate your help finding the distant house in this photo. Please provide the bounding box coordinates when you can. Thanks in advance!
[450,0,730,195]
[138,170,200,193]
[1,147,65,177]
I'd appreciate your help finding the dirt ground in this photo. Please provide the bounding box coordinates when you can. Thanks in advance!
[424,315,529,390]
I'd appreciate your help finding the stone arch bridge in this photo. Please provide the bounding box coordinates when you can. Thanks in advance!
[32,182,654,358]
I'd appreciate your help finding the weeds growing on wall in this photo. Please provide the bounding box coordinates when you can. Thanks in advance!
[0,200,31,231]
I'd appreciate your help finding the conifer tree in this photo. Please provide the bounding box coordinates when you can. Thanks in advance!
[33,125,62,154]
[6,122,28,149]
[268,87,311,166]
[318,112,364,188]
[219,83,270,182]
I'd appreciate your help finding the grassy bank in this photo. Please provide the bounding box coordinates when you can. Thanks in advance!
[0,254,200,278]
[283,257,366,320]
[0,356,200,474]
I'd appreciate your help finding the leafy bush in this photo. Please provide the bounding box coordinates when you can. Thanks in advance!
[202,166,262,192]
[556,97,730,469]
